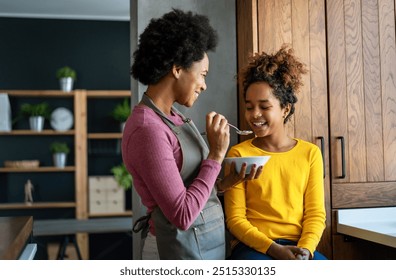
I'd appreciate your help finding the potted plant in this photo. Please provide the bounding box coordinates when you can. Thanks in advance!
[50,141,70,168]
[110,98,130,131]
[19,102,51,131]
[56,66,77,92]
[110,163,132,190]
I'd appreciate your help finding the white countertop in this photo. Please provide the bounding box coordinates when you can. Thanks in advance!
[337,207,396,248]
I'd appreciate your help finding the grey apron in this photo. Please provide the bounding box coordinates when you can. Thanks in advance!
[140,94,225,260]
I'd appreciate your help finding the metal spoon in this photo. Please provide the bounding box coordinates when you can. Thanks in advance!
[200,123,253,136]
[228,123,253,135]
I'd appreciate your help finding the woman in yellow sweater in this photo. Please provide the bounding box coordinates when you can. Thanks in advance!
[224,46,327,260]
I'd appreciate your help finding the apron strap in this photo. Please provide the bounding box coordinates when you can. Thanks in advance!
[132,213,151,239]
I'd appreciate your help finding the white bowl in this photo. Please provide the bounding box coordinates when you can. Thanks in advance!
[224,156,271,173]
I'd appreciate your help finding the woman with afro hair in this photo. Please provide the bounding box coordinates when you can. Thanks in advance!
[122,9,260,260]
[224,46,327,260]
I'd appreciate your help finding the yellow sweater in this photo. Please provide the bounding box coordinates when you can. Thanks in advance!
[224,138,326,256]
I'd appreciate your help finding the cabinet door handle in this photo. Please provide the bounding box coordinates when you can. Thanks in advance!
[317,136,325,178]
[337,136,346,179]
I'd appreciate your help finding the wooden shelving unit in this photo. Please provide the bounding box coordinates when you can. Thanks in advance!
[0,89,131,259]
[0,130,75,136]
[0,90,78,219]
[87,133,123,139]
[0,166,75,173]
[89,210,133,218]
[0,202,76,210]
[85,90,131,219]
[2,90,74,97]
[86,90,130,98]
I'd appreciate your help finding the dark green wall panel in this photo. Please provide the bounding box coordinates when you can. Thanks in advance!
[0,18,130,90]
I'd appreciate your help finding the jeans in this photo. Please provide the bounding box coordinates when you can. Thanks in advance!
[230,239,328,260]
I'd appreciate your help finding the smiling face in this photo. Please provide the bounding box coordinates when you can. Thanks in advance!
[173,53,209,108]
[244,82,290,137]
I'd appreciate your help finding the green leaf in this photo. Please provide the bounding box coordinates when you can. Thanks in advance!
[110,98,131,122]
[50,142,70,154]
[20,102,51,118]
[110,163,132,190]
[56,66,77,80]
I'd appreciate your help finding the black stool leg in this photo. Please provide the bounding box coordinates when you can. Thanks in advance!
[71,235,83,260]
[56,235,70,260]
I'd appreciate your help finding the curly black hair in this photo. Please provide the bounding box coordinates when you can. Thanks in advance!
[239,45,308,123]
[131,9,218,85]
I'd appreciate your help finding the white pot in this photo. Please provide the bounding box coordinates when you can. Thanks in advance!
[59,77,74,92]
[29,116,44,131]
[53,153,67,168]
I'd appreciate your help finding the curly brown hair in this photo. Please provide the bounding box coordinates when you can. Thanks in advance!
[239,45,307,123]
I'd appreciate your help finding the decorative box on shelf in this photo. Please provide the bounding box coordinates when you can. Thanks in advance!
[88,176,125,214]
[4,160,40,168]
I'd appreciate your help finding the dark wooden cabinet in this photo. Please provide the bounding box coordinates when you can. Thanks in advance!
[237,0,396,259]
[236,0,331,258]
[327,0,396,259]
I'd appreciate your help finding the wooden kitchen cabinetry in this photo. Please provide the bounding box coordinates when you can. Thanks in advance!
[327,0,396,205]
[236,0,331,258]
[0,89,132,259]
[327,0,396,259]
[237,0,396,259]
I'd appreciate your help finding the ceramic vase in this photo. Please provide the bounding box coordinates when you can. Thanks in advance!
[53,153,67,168]
[29,116,44,132]
[59,77,74,92]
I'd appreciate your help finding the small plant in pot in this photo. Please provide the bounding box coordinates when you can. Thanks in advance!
[56,66,77,92]
[19,102,51,132]
[50,141,70,168]
[110,163,132,191]
[110,98,131,132]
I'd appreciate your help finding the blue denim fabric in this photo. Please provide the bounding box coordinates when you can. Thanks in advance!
[230,240,328,260]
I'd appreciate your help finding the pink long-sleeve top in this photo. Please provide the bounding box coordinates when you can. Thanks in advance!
[122,105,221,232]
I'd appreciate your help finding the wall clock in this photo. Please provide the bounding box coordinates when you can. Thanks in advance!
[50,107,73,131]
